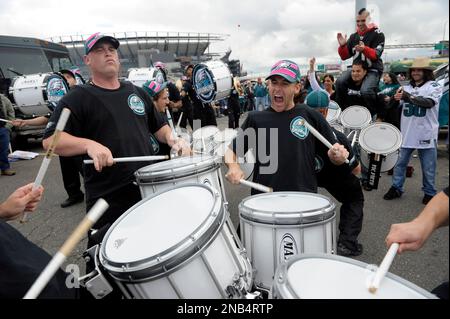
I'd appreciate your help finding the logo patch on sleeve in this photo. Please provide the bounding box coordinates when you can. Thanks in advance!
[290,116,309,139]
[128,94,146,115]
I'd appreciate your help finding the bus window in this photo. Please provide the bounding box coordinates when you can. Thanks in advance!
[44,50,73,71]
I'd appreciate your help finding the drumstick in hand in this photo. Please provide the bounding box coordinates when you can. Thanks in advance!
[368,243,400,294]
[84,155,169,164]
[299,119,349,164]
[23,199,109,299]
[21,108,71,223]
[239,179,273,193]
[0,118,13,124]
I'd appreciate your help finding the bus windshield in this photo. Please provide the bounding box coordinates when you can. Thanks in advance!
[0,47,52,77]
[44,49,73,72]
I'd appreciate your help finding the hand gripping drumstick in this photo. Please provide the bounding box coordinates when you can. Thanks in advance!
[83,155,169,164]
[23,199,109,299]
[368,243,400,294]
[239,179,273,193]
[20,108,71,223]
[299,119,349,164]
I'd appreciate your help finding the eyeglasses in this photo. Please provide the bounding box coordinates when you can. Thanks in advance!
[356,19,366,22]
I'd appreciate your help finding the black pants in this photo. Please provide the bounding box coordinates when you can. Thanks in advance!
[178,106,194,129]
[228,109,240,129]
[323,175,364,250]
[59,156,84,198]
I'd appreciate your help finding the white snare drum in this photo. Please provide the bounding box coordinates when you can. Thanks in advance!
[134,154,225,199]
[358,123,402,172]
[239,192,336,290]
[192,126,220,155]
[214,129,238,157]
[127,67,166,87]
[271,254,437,299]
[326,101,341,125]
[9,73,69,114]
[192,60,233,103]
[99,184,253,299]
[340,105,372,138]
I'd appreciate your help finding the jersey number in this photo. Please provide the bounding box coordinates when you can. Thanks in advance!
[403,103,427,117]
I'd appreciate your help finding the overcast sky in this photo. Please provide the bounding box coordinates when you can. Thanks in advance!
[0,0,448,73]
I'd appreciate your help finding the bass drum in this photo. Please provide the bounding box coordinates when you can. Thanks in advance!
[192,60,233,103]
[9,72,69,115]
[127,67,166,87]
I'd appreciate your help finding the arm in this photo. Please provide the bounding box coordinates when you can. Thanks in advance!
[0,184,44,221]
[13,116,49,127]
[224,147,245,184]
[43,132,113,172]
[2,95,15,130]
[401,91,437,109]
[154,124,191,156]
[385,190,449,253]
[337,33,351,60]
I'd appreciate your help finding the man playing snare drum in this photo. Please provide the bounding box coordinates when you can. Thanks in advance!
[43,33,190,248]
[225,60,349,195]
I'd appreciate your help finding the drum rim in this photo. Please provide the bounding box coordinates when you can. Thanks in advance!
[340,105,372,129]
[213,128,238,144]
[134,155,220,183]
[272,253,438,299]
[100,183,225,281]
[358,122,403,155]
[192,125,220,139]
[239,192,336,225]
[326,101,342,123]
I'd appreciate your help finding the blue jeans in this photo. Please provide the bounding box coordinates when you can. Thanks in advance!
[0,127,11,170]
[255,97,265,111]
[392,143,437,196]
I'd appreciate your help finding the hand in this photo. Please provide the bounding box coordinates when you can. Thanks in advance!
[385,220,432,254]
[0,184,44,221]
[12,119,27,127]
[171,138,191,157]
[337,33,347,46]
[394,87,404,101]
[327,143,349,165]
[376,117,383,123]
[225,165,245,185]
[355,41,365,52]
[309,57,316,71]
[85,141,114,172]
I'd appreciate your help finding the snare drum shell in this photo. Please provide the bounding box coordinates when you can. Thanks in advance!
[271,254,438,299]
[239,192,336,290]
[358,123,402,172]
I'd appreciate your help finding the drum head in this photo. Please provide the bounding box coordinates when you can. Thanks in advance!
[359,123,402,155]
[214,128,237,144]
[340,105,372,129]
[240,149,255,180]
[274,254,436,299]
[326,101,341,124]
[135,155,219,182]
[100,184,224,278]
[239,192,335,225]
[193,126,220,140]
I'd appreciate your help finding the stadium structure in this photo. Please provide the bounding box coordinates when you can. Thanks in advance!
[48,31,243,78]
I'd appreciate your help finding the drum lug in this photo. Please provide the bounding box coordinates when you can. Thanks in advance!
[80,245,114,299]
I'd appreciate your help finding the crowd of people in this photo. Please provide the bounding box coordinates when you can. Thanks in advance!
[0,8,448,299]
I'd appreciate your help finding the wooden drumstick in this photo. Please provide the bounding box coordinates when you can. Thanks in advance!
[299,119,350,164]
[0,118,13,124]
[368,243,400,294]
[21,108,71,223]
[23,199,109,299]
[83,155,169,164]
[239,179,273,193]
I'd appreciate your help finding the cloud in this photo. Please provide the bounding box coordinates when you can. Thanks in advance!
[0,0,448,74]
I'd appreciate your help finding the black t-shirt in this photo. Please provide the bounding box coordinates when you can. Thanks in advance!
[317,128,358,187]
[337,79,365,111]
[231,104,337,194]
[0,220,77,299]
[181,81,193,112]
[167,82,181,103]
[228,89,240,113]
[44,81,167,203]
[444,187,449,197]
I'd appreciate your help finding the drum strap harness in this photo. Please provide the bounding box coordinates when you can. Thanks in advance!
[368,153,384,189]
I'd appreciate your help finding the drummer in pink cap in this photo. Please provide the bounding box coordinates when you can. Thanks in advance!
[224,60,349,197]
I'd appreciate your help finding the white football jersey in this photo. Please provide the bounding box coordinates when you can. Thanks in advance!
[400,80,442,149]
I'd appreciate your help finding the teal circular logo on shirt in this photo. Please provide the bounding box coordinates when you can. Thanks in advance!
[128,94,145,115]
[290,116,309,139]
